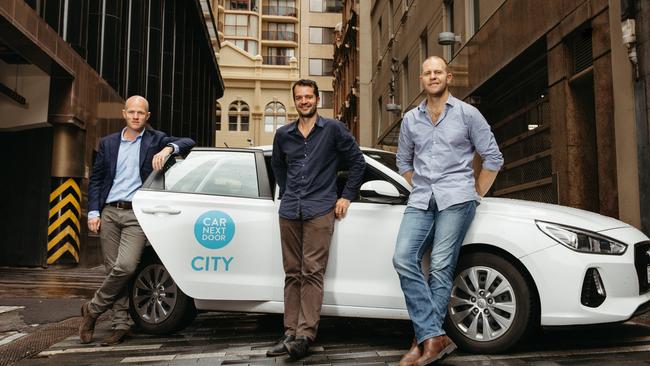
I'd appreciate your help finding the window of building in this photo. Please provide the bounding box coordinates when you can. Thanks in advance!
[265,23,296,41]
[309,58,334,76]
[224,14,258,37]
[309,27,334,44]
[228,100,250,131]
[231,39,259,55]
[266,0,297,16]
[264,101,287,132]
[401,58,409,106]
[419,30,428,66]
[310,0,343,13]
[377,96,383,138]
[226,0,258,11]
[216,102,222,131]
[265,47,294,65]
[318,91,334,109]
[469,0,480,37]
[377,18,382,62]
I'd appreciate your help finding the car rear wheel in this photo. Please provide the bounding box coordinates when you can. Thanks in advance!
[129,258,196,334]
[444,252,536,353]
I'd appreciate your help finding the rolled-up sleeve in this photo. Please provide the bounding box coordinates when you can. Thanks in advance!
[396,115,415,175]
[468,109,503,171]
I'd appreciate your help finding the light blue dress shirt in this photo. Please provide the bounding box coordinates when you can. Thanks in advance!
[88,128,178,219]
[396,95,503,211]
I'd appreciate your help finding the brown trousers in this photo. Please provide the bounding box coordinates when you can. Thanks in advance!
[279,210,335,341]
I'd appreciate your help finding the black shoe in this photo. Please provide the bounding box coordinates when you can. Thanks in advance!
[266,334,295,357]
[285,336,310,360]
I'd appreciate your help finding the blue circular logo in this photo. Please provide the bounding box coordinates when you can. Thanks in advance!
[194,211,235,249]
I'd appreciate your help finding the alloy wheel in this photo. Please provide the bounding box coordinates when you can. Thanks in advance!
[448,265,517,342]
[132,263,178,324]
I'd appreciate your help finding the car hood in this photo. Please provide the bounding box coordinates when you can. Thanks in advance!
[479,197,631,233]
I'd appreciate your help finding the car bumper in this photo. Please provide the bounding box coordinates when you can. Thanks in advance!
[521,226,650,326]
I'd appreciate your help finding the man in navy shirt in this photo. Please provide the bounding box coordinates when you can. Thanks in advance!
[81,96,194,346]
[268,79,365,360]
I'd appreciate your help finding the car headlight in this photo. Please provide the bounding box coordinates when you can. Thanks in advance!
[536,221,627,255]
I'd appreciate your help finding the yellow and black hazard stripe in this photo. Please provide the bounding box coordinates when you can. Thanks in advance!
[47,178,81,264]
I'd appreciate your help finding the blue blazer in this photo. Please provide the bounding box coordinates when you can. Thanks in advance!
[88,128,195,213]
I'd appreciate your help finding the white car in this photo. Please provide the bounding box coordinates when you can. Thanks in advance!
[129,147,650,353]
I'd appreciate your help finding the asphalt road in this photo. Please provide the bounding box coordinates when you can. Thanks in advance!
[1,305,649,366]
[1,266,649,365]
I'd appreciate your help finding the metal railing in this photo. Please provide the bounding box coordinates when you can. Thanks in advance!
[262,30,298,42]
[262,6,298,17]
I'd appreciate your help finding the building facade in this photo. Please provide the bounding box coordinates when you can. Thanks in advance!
[367,0,649,233]
[0,0,224,267]
[331,0,372,146]
[213,0,341,148]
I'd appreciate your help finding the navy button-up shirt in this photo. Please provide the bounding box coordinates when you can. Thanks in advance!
[271,116,366,220]
[397,95,503,211]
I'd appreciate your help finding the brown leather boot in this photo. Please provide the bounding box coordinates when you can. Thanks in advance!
[415,335,457,366]
[79,301,98,344]
[398,338,422,366]
[100,329,129,346]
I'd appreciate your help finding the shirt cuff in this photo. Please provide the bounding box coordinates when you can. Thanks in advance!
[482,160,503,171]
[88,210,100,219]
[167,143,179,154]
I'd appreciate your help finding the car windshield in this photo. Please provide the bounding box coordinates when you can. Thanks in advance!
[364,150,398,173]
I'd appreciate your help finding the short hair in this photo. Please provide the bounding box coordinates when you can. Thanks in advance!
[292,79,320,98]
[421,56,449,74]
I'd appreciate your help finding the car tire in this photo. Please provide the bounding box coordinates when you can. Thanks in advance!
[444,251,536,354]
[128,257,196,334]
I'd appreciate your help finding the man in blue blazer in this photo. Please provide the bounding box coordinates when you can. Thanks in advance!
[80,95,195,345]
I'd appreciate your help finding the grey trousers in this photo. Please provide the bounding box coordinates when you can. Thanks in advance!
[88,205,146,330]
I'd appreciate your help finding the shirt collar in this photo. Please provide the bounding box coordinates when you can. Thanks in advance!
[287,114,324,133]
[417,94,457,113]
[120,127,145,142]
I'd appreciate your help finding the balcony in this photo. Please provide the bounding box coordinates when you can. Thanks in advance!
[262,6,297,17]
[262,30,298,42]
[263,55,290,65]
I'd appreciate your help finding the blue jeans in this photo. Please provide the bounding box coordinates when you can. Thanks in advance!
[393,196,476,344]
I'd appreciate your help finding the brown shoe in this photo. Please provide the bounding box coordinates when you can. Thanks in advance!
[100,329,129,346]
[415,335,457,366]
[398,338,422,366]
[79,301,98,344]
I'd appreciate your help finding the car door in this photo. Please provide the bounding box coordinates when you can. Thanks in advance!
[133,149,279,301]
[325,156,409,310]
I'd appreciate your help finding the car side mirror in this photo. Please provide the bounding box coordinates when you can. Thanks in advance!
[359,180,405,204]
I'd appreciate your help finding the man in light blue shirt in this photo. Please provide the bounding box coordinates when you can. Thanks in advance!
[80,96,194,346]
[393,56,503,366]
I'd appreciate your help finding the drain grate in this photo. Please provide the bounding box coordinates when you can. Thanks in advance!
[0,315,105,366]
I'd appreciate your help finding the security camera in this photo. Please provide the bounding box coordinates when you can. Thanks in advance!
[438,32,461,45]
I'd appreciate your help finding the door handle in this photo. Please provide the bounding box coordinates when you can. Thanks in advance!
[140,206,182,215]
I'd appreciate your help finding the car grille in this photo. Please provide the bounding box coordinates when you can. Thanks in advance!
[634,241,650,295]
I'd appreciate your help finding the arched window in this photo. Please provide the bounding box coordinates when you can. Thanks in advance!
[228,100,250,131]
[264,101,286,132]
[215,102,222,131]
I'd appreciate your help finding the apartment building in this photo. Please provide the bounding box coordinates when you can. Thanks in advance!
[213,0,342,148]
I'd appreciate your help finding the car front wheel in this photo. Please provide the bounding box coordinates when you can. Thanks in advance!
[129,258,196,334]
[444,251,537,353]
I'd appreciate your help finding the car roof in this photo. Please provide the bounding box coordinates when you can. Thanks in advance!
[191,146,393,155]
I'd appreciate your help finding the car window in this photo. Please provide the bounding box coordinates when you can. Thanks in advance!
[363,151,398,173]
[164,151,260,198]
